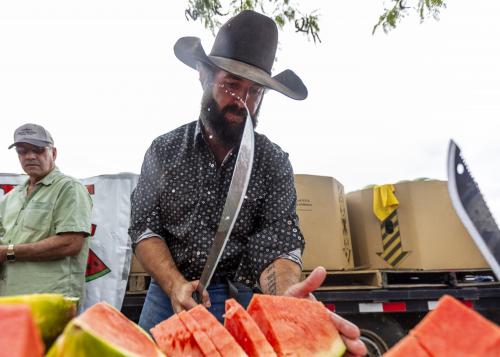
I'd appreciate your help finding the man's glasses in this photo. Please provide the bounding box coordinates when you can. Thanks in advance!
[15,146,48,155]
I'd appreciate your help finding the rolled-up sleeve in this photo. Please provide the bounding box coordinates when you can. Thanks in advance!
[53,181,93,236]
[129,140,168,246]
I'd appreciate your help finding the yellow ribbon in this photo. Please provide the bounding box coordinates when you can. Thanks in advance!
[373,184,399,221]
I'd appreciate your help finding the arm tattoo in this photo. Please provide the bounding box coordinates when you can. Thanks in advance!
[264,264,277,295]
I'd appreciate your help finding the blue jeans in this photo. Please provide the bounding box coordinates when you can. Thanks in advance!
[138,279,254,333]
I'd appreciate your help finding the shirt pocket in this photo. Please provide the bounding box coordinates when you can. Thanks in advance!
[234,189,263,234]
[161,179,199,223]
[22,202,53,232]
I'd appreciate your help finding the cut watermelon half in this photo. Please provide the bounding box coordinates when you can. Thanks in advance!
[189,304,247,357]
[47,302,163,357]
[0,293,77,347]
[151,314,204,357]
[0,304,44,357]
[411,295,500,356]
[224,298,277,357]
[247,294,346,357]
[383,336,429,357]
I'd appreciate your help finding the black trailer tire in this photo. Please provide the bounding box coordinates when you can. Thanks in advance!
[345,314,407,357]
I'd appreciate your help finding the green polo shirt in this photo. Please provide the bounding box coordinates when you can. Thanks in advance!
[0,167,92,299]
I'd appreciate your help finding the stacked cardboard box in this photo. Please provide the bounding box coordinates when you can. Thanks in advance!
[130,254,146,274]
[346,180,488,270]
[294,174,354,271]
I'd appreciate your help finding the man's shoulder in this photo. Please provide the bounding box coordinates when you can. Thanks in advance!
[254,132,289,160]
[50,171,89,194]
[150,121,197,149]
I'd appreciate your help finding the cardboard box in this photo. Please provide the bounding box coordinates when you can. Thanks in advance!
[295,174,354,271]
[347,180,488,270]
[130,254,146,274]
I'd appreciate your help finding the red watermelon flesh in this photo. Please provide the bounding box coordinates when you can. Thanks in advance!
[188,304,248,356]
[178,310,221,357]
[411,295,500,356]
[247,294,346,357]
[151,314,204,357]
[224,298,277,357]
[78,302,161,357]
[0,304,44,357]
[383,336,429,357]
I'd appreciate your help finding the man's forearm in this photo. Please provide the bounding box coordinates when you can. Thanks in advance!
[259,258,302,295]
[134,237,186,297]
[0,232,85,263]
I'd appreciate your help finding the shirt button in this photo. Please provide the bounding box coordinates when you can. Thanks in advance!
[210,163,215,168]
[287,220,292,225]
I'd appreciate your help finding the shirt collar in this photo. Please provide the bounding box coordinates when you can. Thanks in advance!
[28,167,60,187]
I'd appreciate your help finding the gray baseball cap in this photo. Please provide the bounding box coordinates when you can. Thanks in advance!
[8,123,54,149]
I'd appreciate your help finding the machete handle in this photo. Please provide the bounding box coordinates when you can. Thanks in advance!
[192,289,202,304]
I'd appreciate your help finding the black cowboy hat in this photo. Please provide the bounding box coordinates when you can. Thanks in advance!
[174,10,308,100]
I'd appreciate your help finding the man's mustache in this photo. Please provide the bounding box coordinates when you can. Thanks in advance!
[221,104,248,119]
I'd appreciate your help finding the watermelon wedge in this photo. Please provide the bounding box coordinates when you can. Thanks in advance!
[47,302,163,357]
[178,310,221,356]
[224,298,277,357]
[189,304,248,356]
[151,314,204,357]
[247,294,346,357]
[383,336,429,357]
[0,304,44,357]
[411,295,500,356]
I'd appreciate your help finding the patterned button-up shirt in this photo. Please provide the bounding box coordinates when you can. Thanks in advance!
[129,120,305,288]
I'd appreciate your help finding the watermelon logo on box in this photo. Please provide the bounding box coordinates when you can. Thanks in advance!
[84,184,111,282]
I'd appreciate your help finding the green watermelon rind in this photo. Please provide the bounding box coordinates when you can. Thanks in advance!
[0,293,77,346]
[321,337,347,357]
[47,302,164,357]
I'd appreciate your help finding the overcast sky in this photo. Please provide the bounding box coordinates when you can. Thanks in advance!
[0,1,499,220]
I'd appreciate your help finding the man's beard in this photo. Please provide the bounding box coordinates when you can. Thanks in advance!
[200,91,260,147]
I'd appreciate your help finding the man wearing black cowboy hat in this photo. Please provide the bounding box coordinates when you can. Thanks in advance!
[129,10,365,356]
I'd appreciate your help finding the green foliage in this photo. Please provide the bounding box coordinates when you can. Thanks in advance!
[373,0,447,34]
[184,0,321,43]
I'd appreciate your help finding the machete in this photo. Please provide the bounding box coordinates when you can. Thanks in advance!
[193,111,255,302]
[447,139,500,280]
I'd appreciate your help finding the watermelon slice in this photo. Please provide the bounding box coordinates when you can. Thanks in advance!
[189,304,248,356]
[151,314,204,357]
[86,249,111,282]
[411,295,500,356]
[247,294,346,357]
[47,302,163,357]
[178,310,221,356]
[0,304,44,357]
[224,298,277,357]
[383,336,429,357]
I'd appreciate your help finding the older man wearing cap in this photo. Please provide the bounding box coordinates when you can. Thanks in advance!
[129,10,365,355]
[0,123,92,301]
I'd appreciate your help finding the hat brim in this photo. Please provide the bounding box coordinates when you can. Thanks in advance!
[174,37,308,100]
[8,139,50,149]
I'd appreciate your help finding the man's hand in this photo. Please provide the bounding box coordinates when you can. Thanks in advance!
[168,278,211,314]
[284,266,367,357]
